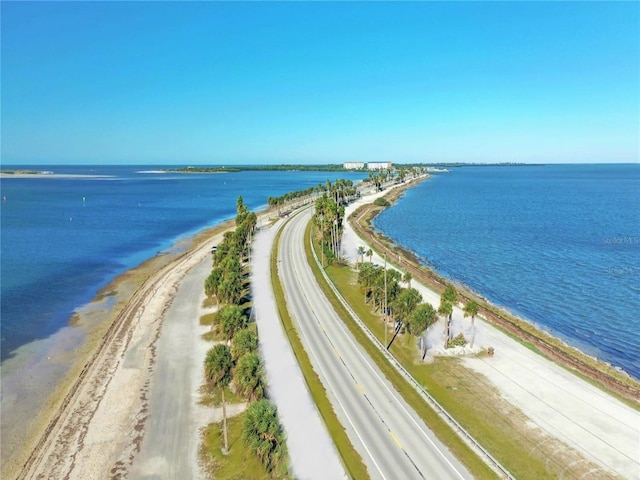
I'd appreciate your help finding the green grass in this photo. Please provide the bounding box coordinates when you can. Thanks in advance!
[200,384,244,408]
[271,224,370,480]
[202,411,279,480]
[200,312,217,326]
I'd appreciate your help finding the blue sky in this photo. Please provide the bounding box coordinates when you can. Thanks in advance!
[1,2,638,165]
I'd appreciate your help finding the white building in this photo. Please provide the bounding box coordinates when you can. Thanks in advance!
[343,162,365,170]
[367,162,393,170]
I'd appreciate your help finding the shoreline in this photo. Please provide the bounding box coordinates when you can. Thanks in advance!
[1,218,235,480]
[349,177,640,403]
[0,172,113,178]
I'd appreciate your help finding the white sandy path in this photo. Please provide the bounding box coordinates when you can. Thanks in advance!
[341,185,640,479]
[252,218,346,480]
[128,251,248,479]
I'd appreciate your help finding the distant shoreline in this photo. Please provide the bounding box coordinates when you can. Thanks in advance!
[0,171,111,179]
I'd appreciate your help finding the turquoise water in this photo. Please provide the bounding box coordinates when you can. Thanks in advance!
[374,164,640,379]
[0,166,365,361]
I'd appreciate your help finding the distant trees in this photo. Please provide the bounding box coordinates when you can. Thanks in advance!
[205,197,256,307]
[312,179,358,264]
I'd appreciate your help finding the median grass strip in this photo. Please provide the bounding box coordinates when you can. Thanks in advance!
[307,222,616,480]
[270,224,369,480]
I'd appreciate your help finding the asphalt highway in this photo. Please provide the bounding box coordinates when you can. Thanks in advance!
[279,209,473,480]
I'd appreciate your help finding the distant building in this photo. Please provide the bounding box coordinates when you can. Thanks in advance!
[343,162,365,170]
[367,162,393,170]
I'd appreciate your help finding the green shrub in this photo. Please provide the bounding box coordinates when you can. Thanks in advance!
[447,333,467,348]
[373,197,391,207]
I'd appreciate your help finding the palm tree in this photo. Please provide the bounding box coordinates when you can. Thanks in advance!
[235,352,265,400]
[408,303,437,336]
[438,301,453,348]
[366,248,373,263]
[463,300,479,348]
[440,285,457,345]
[217,304,248,340]
[205,344,233,453]
[243,399,287,473]
[392,288,422,325]
[356,246,366,270]
[403,271,413,289]
[231,326,258,361]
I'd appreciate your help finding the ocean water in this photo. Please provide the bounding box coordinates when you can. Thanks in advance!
[374,164,640,380]
[0,166,365,361]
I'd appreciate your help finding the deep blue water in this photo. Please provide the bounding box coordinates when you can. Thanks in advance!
[0,166,365,361]
[374,164,640,379]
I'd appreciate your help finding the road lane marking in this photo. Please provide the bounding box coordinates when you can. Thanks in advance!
[357,383,365,395]
[390,432,402,449]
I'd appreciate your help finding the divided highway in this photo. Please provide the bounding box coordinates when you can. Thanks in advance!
[278,208,473,480]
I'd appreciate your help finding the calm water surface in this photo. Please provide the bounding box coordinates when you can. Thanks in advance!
[374,164,640,379]
[0,166,365,361]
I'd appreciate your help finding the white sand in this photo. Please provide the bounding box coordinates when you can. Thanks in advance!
[340,183,640,479]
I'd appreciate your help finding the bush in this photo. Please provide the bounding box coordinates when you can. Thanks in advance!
[373,197,390,207]
[447,333,467,348]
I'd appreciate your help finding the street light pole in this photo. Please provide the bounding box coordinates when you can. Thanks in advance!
[384,252,387,348]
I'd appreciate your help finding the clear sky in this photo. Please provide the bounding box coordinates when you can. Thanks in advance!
[1,1,638,165]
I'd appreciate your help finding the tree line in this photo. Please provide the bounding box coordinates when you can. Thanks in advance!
[356,255,480,351]
[203,196,287,476]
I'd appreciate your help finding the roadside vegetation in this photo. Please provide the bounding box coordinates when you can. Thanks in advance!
[201,197,289,479]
